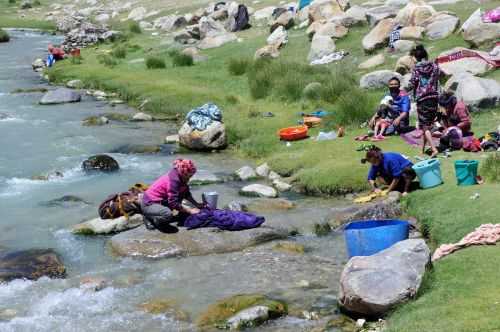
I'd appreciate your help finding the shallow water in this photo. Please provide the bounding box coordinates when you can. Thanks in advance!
[0,31,348,331]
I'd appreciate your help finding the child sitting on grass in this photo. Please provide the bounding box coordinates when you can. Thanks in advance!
[372,96,394,141]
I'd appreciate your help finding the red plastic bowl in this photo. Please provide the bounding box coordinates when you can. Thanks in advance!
[278,125,309,141]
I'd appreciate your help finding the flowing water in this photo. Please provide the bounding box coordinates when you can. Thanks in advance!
[0,31,348,331]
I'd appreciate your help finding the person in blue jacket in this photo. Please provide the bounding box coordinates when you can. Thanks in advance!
[369,77,412,135]
[362,146,417,196]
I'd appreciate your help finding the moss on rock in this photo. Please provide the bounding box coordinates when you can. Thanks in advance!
[273,242,305,254]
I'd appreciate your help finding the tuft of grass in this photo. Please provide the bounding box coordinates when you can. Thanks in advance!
[0,28,9,43]
[70,56,83,65]
[128,21,142,34]
[111,45,127,59]
[227,58,250,76]
[145,56,166,69]
[333,88,377,126]
[169,50,194,67]
[8,0,16,4]
[481,152,500,183]
[97,54,118,67]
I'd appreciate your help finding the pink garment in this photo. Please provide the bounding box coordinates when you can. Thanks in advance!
[432,224,500,261]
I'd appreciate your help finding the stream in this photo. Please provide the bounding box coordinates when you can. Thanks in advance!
[0,31,348,331]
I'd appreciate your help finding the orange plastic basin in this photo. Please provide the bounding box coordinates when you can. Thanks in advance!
[303,116,322,128]
[278,125,309,141]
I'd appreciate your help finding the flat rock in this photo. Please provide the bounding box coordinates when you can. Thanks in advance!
[72,214,143,235]
[255,44,280,59]
[438,48,494,76]
[309,0,349,22]
[267,25,288,47]
[253,6,276,22]
[315,22,349,39]
[109,226,287,259]
[358,53,385,69]
[198,33,238,49]
[178,121,227,151]
[362,18,394,53]
[444,72,500,108]
[255,163,271,177]
[422,12,459,40]
[40,88,81,105]
[395,0,436,27]
[394,54,416,75]
[132,112,154,121]
[308,34,336,62]
[240,184,278,198]
[339,239,430,316]
[392,39,415,53]
[236,166,257,181]
[246,198,296,212]
[462,8,500,47]
[360,70,403,89]
[366,5,398,27]
[66,79,83,89]
[189,170,222,185]
[399,26,424,40]
[0,249,66,282]
[227,306,270,329]
[342,5,368,26]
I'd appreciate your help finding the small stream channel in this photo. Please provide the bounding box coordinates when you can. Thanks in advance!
[0,31,349,331]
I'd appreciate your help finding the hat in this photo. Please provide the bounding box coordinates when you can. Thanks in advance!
[380,96,393,107]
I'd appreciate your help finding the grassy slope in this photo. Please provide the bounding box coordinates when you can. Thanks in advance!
[0,0,56,30]
[46,0,500,330]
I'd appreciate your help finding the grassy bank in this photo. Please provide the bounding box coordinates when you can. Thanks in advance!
[0,0,55,30]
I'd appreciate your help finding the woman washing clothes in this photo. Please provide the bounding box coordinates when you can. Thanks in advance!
[407,45,441,158]
[362,146,416,196]
[436,91,473,152]
[140,159,205,233]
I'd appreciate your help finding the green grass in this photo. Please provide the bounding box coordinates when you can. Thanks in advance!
[146,55,166,69]
[0,0,55,30]
[481,152,500,183]
[169,50,194,67]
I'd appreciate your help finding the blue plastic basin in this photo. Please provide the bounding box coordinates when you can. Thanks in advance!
[413,159,443,189]
[344,220,410,258]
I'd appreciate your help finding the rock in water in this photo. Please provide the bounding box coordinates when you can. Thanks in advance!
[0,249,66,282]
[72,214,143,235]
[227,306,270,329]
[255,163,271,177]
[178,121,227,151]
[66,80,83,89]
[236,166,257,181]
[339,239,430,316]
[39,88,81,105]
[189,170,222,185]
[82,155,120,173]
[362,18,394,53]
[240,184,278,198]
[109,226,287,258]
[360,70,403,89]
[131,112,154,121]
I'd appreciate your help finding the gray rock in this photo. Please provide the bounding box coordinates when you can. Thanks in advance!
[315,22,349,39]
[268,171,281,181]
[82,154,120,173]
[342,5,368,26]
[366,6,398,27]
[128,7,146,21]
[40,88,81,105]
[444,72,500,108]
[109,226,287,258]
[358,54,385,70]
[236,166,258,181]
[399,26,424,40]
[198,33,238,49]
[240,184,278,198]
[267,25,288,47]
[40,195,90,208]
[66,79,83,89]
[227,306,270,330]
[308,34,336,62]
[20,1,32,9]
[273,179,292,192]
[462,8,500,47]
[82,116,110,126]
[139,21,153,30]
[72,214,143,235]
[178,121,227,151]
[309,0,349,22]
[392,39,415,53]
[165,134,180,144]
[225,201,249,212]
[131,112,154,121]
[339,239,431,316]
[362,18,394,53]
[0,249,66,282]
[32,58,45,72]
[270,11,295,31]
[438,48,493,76]
[360,70,403,89]
[154,15,187,31]
[199,16,226,39]
[255,163,271,177]
[385,0,408,5]
[255,44,280,59]
[253,6,276,22]
[423,12,459,40]
[95,13,110,23]
[394,1,436,27]
[189,170,222,185]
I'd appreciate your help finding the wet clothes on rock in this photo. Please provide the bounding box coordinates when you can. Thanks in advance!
[184,209,265,231]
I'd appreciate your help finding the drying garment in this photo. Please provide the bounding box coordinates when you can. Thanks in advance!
[310,51,347,66]
[388,26,401,49]
[233,5,251,32]
[186,103,223,131]
[184,209,265,231]
[432,224,500,261]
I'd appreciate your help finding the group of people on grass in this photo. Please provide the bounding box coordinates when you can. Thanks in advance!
[365,44,474,196]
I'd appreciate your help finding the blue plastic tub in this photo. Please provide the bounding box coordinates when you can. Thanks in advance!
[455,160,479,186]
[413,159,443,189]
[344,220,410,258]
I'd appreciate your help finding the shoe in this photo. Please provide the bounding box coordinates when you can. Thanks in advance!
[156,223,179,234]
[143,217,156,230]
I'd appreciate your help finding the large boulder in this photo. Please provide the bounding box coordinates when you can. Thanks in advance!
[267,25,288,47]
[270,11,295,31]
[39,88,81,105]
[308,34,336,62]
[128,7,147,21]
[109,226,287,258]
[81,154,120,173]
[360,70,403,89]
[438,48,494,76]
[178,121,227,150]
[461,8,500,47]
[154,15,188,31]
[358,53,385,69]
[253,6,276,22]
[422,12,459,40]
[72,214,143,235]
[399,25,424,39]
[444,73,500,108]
[199,16,226,39]
[309,0,350,22]
[342,5,368,26]
[392,39,415,53]
[362,18,394,53]
[339,239,430,316]
[315,22,349,39]
[0,249,66,282]
[240,184,278,198]
[255,44,281,59]
[198,33,238,49]
[395,0,436,27]
[394,54,416,75]
[366,5,398,26]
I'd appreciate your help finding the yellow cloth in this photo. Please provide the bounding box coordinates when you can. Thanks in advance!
[354,190,389,204]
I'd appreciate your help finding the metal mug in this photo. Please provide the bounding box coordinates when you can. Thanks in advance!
[202,191,219,210]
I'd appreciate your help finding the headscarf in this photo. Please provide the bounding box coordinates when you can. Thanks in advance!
[173,159,197,178]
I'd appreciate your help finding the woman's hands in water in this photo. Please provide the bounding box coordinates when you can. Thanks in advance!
[186,207,201,215]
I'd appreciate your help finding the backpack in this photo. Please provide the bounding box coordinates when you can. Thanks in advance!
[98,183,149,220]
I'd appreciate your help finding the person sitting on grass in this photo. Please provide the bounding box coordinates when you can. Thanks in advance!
[438,91,472,137]
[362,146,416,196]
[140,159,205,233]
[369,77,411,136]
[371,96,394,140]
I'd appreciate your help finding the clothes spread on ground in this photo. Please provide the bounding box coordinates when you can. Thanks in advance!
[400,129,440,147]
[354,190,388,204]
[310,51,347,66]
[367,152,413,181]
[432,224,500,261]
[184,209,265,231]
[388,26,401,49]
[186,103,223,131]
[233,5,251,32]
[479,131,500,151]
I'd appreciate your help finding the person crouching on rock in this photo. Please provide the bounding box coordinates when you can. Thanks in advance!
[362,146,416,196]
[140,159,204,233]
